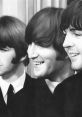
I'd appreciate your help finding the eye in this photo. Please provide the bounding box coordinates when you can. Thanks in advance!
[72,31,82,36]
[70,28,82,36]
[0,47,10,51]
[74,33,81,36]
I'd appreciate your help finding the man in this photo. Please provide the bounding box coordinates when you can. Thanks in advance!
[55,0,82,117]
[25,7,74,117]
[0,16,35,117]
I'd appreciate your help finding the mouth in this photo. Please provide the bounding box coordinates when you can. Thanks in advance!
[32,61,44,65]
[68,52,79,58]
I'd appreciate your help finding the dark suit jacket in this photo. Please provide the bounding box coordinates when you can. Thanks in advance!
[55,72,82,117]
[0,74,36,117]
[0,74,60,117]
[33,78,59,117]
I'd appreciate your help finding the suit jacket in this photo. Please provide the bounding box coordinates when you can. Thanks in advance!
[55,72,82,117]
[33,78,59,117]
[0,74,60,117]
[0,74,36,117]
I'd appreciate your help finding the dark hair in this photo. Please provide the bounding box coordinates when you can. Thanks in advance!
[61,0,82,32]
[25,7,66,59]
[0,16,28,64]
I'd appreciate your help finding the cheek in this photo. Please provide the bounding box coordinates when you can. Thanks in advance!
[45,59,56,73]
[3,55,14,66]
[78,46,82,53]
[3,60,13,68]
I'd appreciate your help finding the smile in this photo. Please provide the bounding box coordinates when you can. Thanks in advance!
[68,52,79,58]
[33,61,44,65]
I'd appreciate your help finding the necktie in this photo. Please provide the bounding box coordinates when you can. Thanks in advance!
[7,84,14,107]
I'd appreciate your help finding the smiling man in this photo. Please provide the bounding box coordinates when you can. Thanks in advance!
[25,7,74,117]
[0,16,36,117]
[26,7,73,82]
[27,42,63,79]
[54,0,82,117]
[63,27,82,71]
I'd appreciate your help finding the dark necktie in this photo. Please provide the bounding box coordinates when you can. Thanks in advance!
[7,84,14,107]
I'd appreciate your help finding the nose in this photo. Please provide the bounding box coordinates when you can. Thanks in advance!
[27,42,38,59]
[63,32,74,49]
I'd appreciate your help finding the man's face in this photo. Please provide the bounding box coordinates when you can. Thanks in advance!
[0,47,17,78]
[27,42,63,78]
[63,27,82,71]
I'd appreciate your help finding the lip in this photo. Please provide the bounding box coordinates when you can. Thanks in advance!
[32,61,44,65]
[66,50,79,56]
[69,53,79,56]
[67,52,79,60]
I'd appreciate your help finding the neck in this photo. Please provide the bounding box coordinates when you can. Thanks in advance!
[2,63,25,83]
[49,59,74,82]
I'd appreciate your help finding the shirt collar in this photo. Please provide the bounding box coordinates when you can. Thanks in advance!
[45,79,60,93]
[12,71,26,93]
[0,71,26,98]
[0,76,9,97]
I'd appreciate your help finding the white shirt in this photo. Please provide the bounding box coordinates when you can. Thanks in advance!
[0,72,26,104]
[45,79,60,93]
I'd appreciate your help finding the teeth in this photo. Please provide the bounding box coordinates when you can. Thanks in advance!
[34,61,44,65]
[68,51,78,55]
[68,53,79,57]
[70,53,78,55]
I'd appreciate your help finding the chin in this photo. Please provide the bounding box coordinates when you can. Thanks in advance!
[72,64,82,71]
[34,71,41,77]
[34,74,43,78]
[34,67,48,78]
[34,71,46,78]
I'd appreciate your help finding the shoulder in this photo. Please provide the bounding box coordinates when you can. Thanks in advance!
[55,72,82,95]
